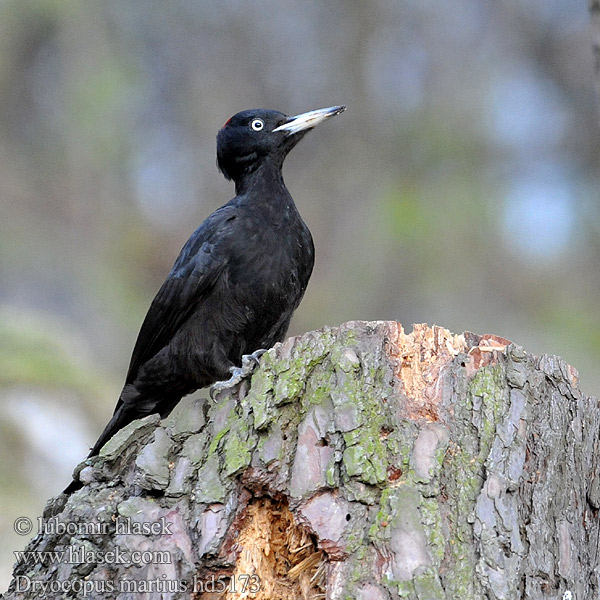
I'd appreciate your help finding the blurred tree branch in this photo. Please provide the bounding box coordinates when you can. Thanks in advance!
[592,0,600,120]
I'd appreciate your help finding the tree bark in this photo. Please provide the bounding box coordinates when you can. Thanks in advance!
[3,321,599,600]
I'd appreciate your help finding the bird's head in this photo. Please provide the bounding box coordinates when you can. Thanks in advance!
[216,106,346,182]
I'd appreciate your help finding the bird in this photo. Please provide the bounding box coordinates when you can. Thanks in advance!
[64,105,346,493]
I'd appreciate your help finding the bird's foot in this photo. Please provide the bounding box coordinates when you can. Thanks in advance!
[210,349,267,400]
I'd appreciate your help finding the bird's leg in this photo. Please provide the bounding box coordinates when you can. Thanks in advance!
[210,349,267,400]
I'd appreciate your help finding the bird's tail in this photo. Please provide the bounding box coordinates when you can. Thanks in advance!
[62,386,143,494]
[63,478,83,495]
[62,384,185,495]
[62,404,132,494]
[87,404,132,458]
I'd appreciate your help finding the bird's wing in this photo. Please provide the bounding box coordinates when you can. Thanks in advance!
[124,203,238,384]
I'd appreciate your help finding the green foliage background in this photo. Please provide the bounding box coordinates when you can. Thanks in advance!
[0,0,596,589]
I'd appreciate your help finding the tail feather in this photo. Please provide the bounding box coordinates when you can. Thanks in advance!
[62,405,132,494]
[62,398,141,495]
[85,405,133,459]
[62,385,184,494]
[63,478,83,495]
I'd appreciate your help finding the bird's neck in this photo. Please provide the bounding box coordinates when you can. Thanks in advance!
[234,158,287,198]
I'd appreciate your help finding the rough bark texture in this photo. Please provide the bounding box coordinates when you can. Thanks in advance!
[3,321,600,600]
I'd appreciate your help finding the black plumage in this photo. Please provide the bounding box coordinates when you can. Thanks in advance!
[64,105,345,492]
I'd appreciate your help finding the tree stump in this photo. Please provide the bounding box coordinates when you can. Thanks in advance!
[4,321,600,600]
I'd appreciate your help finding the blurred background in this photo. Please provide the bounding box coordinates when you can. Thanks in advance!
[0,0,597,587]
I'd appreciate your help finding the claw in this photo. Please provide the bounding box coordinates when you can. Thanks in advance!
[245,348,267,367]
[210,349,267,400]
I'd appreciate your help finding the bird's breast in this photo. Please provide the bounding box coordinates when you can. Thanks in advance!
[228,213,313,307]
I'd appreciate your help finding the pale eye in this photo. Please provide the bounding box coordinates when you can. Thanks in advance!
[251,119,264,131]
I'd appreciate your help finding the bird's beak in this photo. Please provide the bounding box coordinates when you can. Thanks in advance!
[273,105,346,135]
